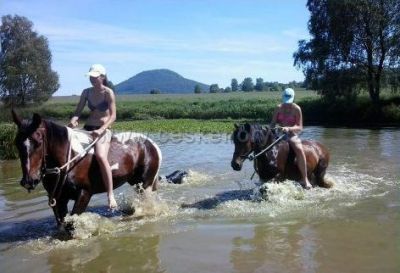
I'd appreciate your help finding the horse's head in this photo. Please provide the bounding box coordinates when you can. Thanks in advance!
[12,110,46,192]
[231,123,273,171]
[231,123,254,171]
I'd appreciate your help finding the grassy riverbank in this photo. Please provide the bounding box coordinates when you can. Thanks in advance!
[1,90,399,124]
[1,90,400,159]
[0,119,236,159]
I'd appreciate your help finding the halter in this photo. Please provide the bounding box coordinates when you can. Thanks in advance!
[238,126,286,161]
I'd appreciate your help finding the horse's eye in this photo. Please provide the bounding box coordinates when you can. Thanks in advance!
[239,131,247,140]
[28,137,40,148]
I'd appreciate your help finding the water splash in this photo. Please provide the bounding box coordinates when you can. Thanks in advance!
[254,181,305,202]
[65,212,116,239]
[118,185,172,219]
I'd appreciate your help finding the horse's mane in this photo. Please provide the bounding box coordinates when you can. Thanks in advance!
[43,119,69,144]
[250,124,269,145]
[234,123,270,145]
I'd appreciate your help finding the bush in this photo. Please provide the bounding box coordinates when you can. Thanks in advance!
[0,123,17,159]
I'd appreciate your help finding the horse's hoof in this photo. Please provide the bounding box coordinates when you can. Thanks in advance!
[121,206,135,215]
[302,183,312,190]
[54,223,74,240]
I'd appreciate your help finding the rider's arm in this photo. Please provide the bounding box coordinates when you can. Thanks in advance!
[68,89,87,128]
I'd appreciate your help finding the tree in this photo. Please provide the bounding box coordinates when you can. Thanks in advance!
[241,77,254,92]
[150,88,161,94]
[231,78,239,91]
[224,86,232,93]
[255,77,264,91]
[209,84,219,93]
[294,0,400,105]
[0,15,59,106]
[194,84,202,93]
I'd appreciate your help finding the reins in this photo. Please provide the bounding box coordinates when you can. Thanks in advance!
[247,133,286,161]
[239,126,286,162]
[43,131,101,207]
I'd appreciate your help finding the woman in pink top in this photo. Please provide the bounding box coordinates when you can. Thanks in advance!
[271,88,312,189]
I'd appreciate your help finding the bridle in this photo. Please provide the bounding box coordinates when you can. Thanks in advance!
[236,126,285,162]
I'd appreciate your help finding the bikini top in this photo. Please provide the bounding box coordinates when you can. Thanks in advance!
[276,111,296,126]
[85,88,109,112]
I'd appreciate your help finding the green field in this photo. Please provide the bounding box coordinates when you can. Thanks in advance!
[1,90,316,122]
[1,89,400,159]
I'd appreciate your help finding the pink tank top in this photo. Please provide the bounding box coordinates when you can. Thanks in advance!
[276,112,296,126]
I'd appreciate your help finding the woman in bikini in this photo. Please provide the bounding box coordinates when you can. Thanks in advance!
[68,64,118,209]
[270,88,312,189]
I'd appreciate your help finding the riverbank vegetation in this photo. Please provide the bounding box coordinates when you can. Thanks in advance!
[1,90,399,159]
[1,89,399,125]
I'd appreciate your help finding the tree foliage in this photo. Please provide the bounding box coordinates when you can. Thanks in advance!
[231,78,239,91]
[294,0,400,104]
[0,15,59,106]
[241,77,254,92]
[194,84,202,93]
[209,84,220,93]
[255,77,264,91]
[150,88,161,94]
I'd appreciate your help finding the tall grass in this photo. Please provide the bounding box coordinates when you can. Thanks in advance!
[1,91,296,122]
[1,90,399,159]
[0,124,18,159]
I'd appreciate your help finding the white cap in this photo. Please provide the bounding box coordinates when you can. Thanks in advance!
[282,88,295,104]
[85,64,106,77]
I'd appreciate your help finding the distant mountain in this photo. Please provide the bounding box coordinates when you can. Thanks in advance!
[115,69,210,94]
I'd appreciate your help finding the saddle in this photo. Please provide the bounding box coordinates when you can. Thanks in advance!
[67,128,151,155]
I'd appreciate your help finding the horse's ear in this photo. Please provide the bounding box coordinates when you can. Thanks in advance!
[11,108,22,128]
[234,123,239,129]
[31,113,42,130]
[244,123,251,132]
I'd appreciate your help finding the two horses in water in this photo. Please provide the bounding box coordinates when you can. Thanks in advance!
[12,111,332,229]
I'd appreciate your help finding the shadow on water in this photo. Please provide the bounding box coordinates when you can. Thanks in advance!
[181,189,254,210]
[0,205,126,244]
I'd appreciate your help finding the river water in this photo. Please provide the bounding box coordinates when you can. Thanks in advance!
[0,127,399,273]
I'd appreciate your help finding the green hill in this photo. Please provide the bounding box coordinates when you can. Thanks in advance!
[115,69,210,94]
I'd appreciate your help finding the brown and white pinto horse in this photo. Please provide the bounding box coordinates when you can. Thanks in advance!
[12,111,162,228]
[231,123,333,188]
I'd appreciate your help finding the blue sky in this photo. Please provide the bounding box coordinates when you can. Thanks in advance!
[1,0,310,96]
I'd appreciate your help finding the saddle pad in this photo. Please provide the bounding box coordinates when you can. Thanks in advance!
[67,128,156,155]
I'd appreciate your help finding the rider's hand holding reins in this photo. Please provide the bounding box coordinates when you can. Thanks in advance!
[281,127,291,133]
[91,128,105,139]
[68,116,79,128]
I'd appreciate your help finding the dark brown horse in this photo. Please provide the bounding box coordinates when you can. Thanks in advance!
[231,123,333,188]
[12,111,162,228]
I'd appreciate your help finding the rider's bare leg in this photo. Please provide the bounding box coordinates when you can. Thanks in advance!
[290,137,312,189]
[95,138,117,209]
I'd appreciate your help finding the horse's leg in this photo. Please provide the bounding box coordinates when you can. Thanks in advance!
[141,162,160,192]
[71,189,92,215]
[276,143,289,180]
[315,159,333,188]
[52,198,69,227]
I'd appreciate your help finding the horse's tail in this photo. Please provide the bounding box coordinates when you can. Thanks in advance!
[147,137,162,190]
